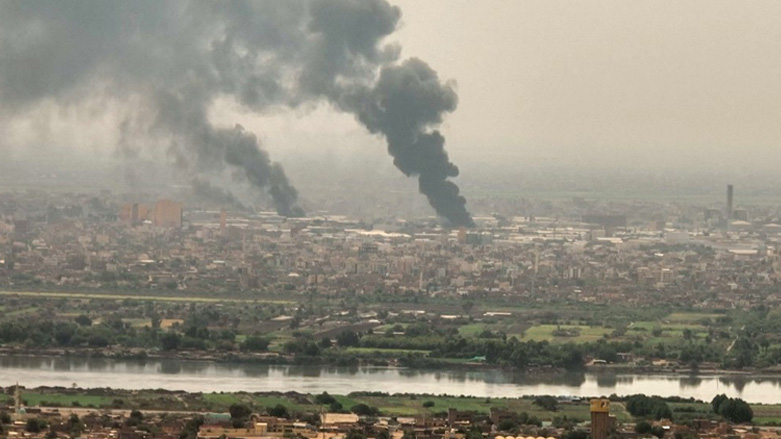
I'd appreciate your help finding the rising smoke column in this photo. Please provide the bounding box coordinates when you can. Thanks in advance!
[299,0,474,226]
[0,1,307,216]
[0,0,471,225]
[341,59,473,227]
[155,90,304,217]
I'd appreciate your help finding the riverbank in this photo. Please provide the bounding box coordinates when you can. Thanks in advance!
[584,362,781,376]
[3,354,781,403]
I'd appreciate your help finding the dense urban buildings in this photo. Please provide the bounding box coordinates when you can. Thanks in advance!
[2,187,781,310]
[0,389,770,439]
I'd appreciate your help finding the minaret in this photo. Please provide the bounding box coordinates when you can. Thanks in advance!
[727,184,734,221]
[726,184,734,231]
[14,382,21,416]
[534,250,539,275]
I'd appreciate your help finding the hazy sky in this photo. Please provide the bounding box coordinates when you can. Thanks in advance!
[225,0,781,177]
[5,1,781,183]
[398,1,781,171]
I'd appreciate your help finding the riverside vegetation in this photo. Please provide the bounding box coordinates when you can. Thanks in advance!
[3,388,773,425]
[1,291,781,372]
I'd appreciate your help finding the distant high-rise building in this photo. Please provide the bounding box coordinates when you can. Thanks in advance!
[119,203,133,224]
[120,203,152,226]
[590,399,615,439]
[457,227,467,244]
[137,204,151,223]
[152,200,183,228]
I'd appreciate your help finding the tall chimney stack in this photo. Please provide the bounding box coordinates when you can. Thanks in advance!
[727,184,734,222]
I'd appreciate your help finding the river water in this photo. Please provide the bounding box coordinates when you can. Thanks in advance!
[2,356,781,403]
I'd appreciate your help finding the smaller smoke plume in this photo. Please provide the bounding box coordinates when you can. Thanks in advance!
[219,125,304,217]
[156,93,304,218]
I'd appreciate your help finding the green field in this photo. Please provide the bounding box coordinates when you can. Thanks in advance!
[744,404,781,424]
[666,312,724,323]
[203,393,242,406]
[14,388,781,425]
[5,306,39,317]
[524,325,613,343]
[458,323,487,337]
[122,318,152,328]
[345,347,431,355]
[0,290,293,304]
[21,392,122,408]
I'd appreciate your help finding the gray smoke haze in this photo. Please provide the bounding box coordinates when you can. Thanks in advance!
[0,0,472,224]
[191,179,247,211]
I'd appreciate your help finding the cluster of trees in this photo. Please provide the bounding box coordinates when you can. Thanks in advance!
[0,318,147,349]
[634,421,666,438]
[625,395,673,420]
[23,418,48,434]
[0,297,308,353]
[229,403,253,427]
[227,396,380,426]
[13,294,781,375]
[533,396,559,412]
[711,394,753,424]
[311,393,380,416]
[314,392,346,412]
[495,412,544,431]
[432,337,590,370]
[0,305,277,355]
[283,327,742,371]
[624,393,753,425]
[179,415,205,439]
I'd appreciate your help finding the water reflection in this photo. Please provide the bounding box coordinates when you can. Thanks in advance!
[52,358,71,372]
[70,357,89,370]
[178,361,209,374]
[719,376,749,392]
[241,365,270,378]
[553,372,587,387]
[595,374,618,387]
[298,366,323,378]
[3,355,781,403]
[397,369,424,378]
[160,361,182,375]
[680,375,702,389]
[86,358,110,371]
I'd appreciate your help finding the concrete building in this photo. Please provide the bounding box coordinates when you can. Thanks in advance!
[590,399,615,439]
[658,268,674,284]
[153,200,183,228]
[119,203,151,226]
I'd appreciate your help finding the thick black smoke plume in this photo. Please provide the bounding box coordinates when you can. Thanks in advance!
[343,59,473,227]
[0,0,472,225]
